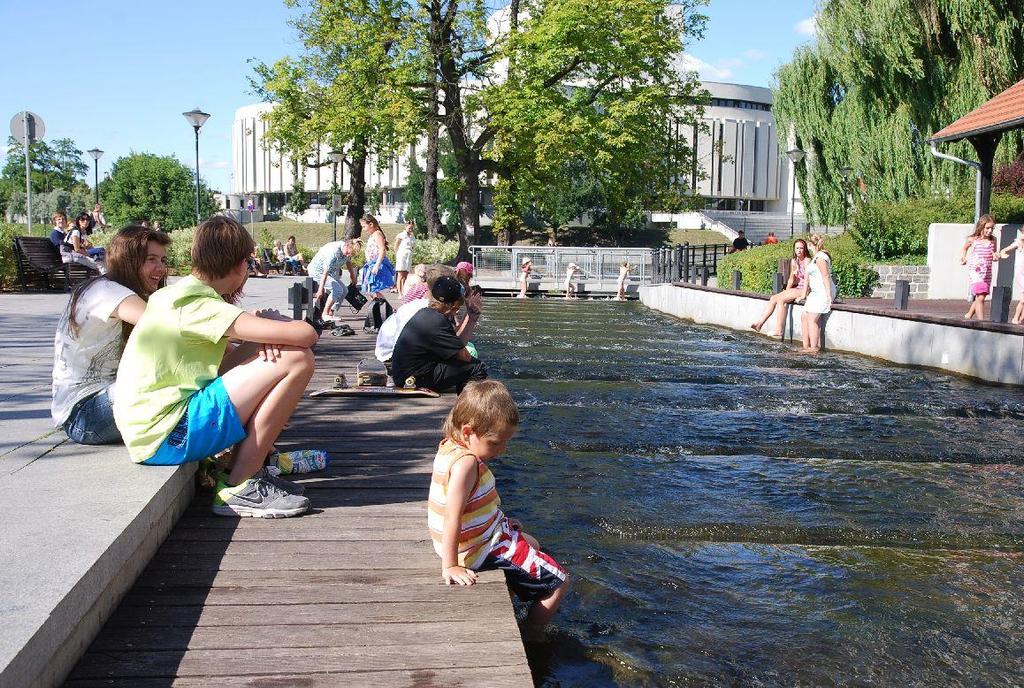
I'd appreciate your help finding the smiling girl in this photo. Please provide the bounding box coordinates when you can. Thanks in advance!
[51,226,171,444]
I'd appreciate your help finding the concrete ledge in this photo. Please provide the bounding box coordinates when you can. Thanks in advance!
[0,442,195,688]
[641,283,1024,385]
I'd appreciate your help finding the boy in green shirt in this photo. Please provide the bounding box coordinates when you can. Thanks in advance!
[114,216,319,518]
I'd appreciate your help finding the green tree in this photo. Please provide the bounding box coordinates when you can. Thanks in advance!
[774,1,1024,224]
[253,0,421,239]
[103,153,218,230]
[1,137,89,217]
[404,155,427,229]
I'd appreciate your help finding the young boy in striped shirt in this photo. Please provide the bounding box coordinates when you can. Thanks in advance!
[428,380,568,641]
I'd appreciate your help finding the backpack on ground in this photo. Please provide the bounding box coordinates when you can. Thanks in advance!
[363,297,395,334]
[346,283,368,312]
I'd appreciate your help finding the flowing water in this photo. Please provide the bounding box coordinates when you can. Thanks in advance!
[473,298,1024,687]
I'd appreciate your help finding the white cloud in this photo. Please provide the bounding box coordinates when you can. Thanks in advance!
[199,158,229,170]
[742,49,767,62]
[677,54,733,81]
[794,15,818,36]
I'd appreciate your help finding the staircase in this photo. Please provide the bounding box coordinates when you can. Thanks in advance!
[701,211,808,244]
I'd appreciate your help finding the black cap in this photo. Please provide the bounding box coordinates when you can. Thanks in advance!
[431,275,465,304]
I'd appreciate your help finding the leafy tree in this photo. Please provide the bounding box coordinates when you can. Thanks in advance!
[1,137,89,217]
[103,153,218,230]
[253,0,421,239]
[995,154,1024,197]
[774,1,1024,224]
[404,155,427,229]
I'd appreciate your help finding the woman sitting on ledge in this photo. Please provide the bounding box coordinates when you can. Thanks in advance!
[751,239,811,337]
[797,233,836,354]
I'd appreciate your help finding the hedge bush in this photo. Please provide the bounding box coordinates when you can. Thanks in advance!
[0,222,21,290]
[718,233,879,298]
[850,193,1024,261]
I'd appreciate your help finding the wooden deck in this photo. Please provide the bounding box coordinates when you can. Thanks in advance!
[64,306,533,687]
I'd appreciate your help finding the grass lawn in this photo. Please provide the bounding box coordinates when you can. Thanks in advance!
[667,228,732,246]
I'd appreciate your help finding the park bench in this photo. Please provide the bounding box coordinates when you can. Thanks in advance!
[12,236,98,292]
[261,247,285,274]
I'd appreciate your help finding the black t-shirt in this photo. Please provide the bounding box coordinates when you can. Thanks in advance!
[391,308,465,384]
[732,236,750,251]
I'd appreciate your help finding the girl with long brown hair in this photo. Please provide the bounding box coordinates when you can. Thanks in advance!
[357,213,397,299]
[51,226,171,444]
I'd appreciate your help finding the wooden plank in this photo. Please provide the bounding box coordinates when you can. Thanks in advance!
[68,642,527,679]
[104,601,512,629]
[87,621,513,652]
[133,568,504,590]
[67,665,534,688]
[157,538,431,557]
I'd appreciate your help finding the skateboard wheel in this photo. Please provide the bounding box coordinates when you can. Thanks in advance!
[404,376,417,389]
[334,374,348,388]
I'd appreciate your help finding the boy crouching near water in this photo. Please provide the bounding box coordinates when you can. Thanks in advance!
[114,216,318,518]
[428,380,567,641]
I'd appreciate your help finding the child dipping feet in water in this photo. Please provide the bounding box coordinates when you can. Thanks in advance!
[428,380,568,642]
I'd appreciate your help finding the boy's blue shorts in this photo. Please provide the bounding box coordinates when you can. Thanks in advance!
[143,377,247,466]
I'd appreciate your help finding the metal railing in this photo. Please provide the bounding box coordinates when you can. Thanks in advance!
[650,243,732,284]
[470,245,654,292]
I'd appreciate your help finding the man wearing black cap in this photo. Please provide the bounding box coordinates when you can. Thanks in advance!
[391,276,487,392]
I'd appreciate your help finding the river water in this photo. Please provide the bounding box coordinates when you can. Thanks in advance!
[473,298,1024,687]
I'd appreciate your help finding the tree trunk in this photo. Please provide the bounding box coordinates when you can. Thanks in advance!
[344,144,367,239]
[423,91,443,239]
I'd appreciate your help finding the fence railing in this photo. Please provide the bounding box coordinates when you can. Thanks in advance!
[650,243,732,285]
[470,245,653,291]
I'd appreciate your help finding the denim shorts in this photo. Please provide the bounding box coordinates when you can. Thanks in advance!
[143,377,247,466]
[63,388,121,445]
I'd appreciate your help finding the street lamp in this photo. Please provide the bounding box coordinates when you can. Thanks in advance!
[328,150,345,242]
[839,166,854,232]
[182,108,211,225]
[86,149,103,204]
[786,148,806,238]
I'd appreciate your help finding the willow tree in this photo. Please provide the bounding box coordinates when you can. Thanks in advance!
[253,0,422,238]
[774,0,1024,224]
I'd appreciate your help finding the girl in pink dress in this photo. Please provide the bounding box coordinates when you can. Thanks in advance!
[960,214,999,320]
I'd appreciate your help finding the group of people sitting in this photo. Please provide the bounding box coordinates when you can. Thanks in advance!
[49,208,109,273]
[48,214,565,639]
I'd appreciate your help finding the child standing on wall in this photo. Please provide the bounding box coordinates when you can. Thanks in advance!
[114,216,319,518]
[960,214,999,321]
[564,262,582,299]
[428,380,568,642]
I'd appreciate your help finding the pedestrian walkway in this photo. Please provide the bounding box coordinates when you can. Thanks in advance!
[0,278,531,687]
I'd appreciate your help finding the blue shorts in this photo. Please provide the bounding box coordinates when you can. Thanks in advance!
[143,377,247,466]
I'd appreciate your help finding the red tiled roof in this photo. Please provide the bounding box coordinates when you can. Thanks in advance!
[930,78,1024,143]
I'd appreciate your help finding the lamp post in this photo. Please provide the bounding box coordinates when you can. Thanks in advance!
[182,108,211,225]
[328,150,345,242]
[86,149,103,205]
[786,148,806,238]
[839,166,854,232]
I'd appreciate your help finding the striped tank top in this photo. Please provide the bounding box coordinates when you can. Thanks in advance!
[427,439,504,569]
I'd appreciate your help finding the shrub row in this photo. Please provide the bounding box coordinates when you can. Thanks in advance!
[718,233,879,298]
[850,193,1024,261]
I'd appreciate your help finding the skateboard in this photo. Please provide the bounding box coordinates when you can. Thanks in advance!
[309,374,440,399]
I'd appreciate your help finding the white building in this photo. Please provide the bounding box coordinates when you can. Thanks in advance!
[230,80,802,232]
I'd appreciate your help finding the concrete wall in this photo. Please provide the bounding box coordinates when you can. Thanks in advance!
[640,283,1024,386]
[927,223,1023,299]
[871,265,930,299]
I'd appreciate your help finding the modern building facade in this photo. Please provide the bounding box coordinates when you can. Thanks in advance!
[230,80,801,226]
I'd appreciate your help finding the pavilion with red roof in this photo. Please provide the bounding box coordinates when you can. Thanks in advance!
[930,78,1024,216]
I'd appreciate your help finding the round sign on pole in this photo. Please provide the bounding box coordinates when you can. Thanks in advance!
[247,197,255,212]
[10,111,45,144]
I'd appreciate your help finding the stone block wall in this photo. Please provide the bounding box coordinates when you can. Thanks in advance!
[871,265,930,300]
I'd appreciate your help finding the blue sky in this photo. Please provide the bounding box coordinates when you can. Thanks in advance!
[0,0,816,194]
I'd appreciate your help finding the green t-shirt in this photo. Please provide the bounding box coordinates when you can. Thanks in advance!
[114,275,244,463]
